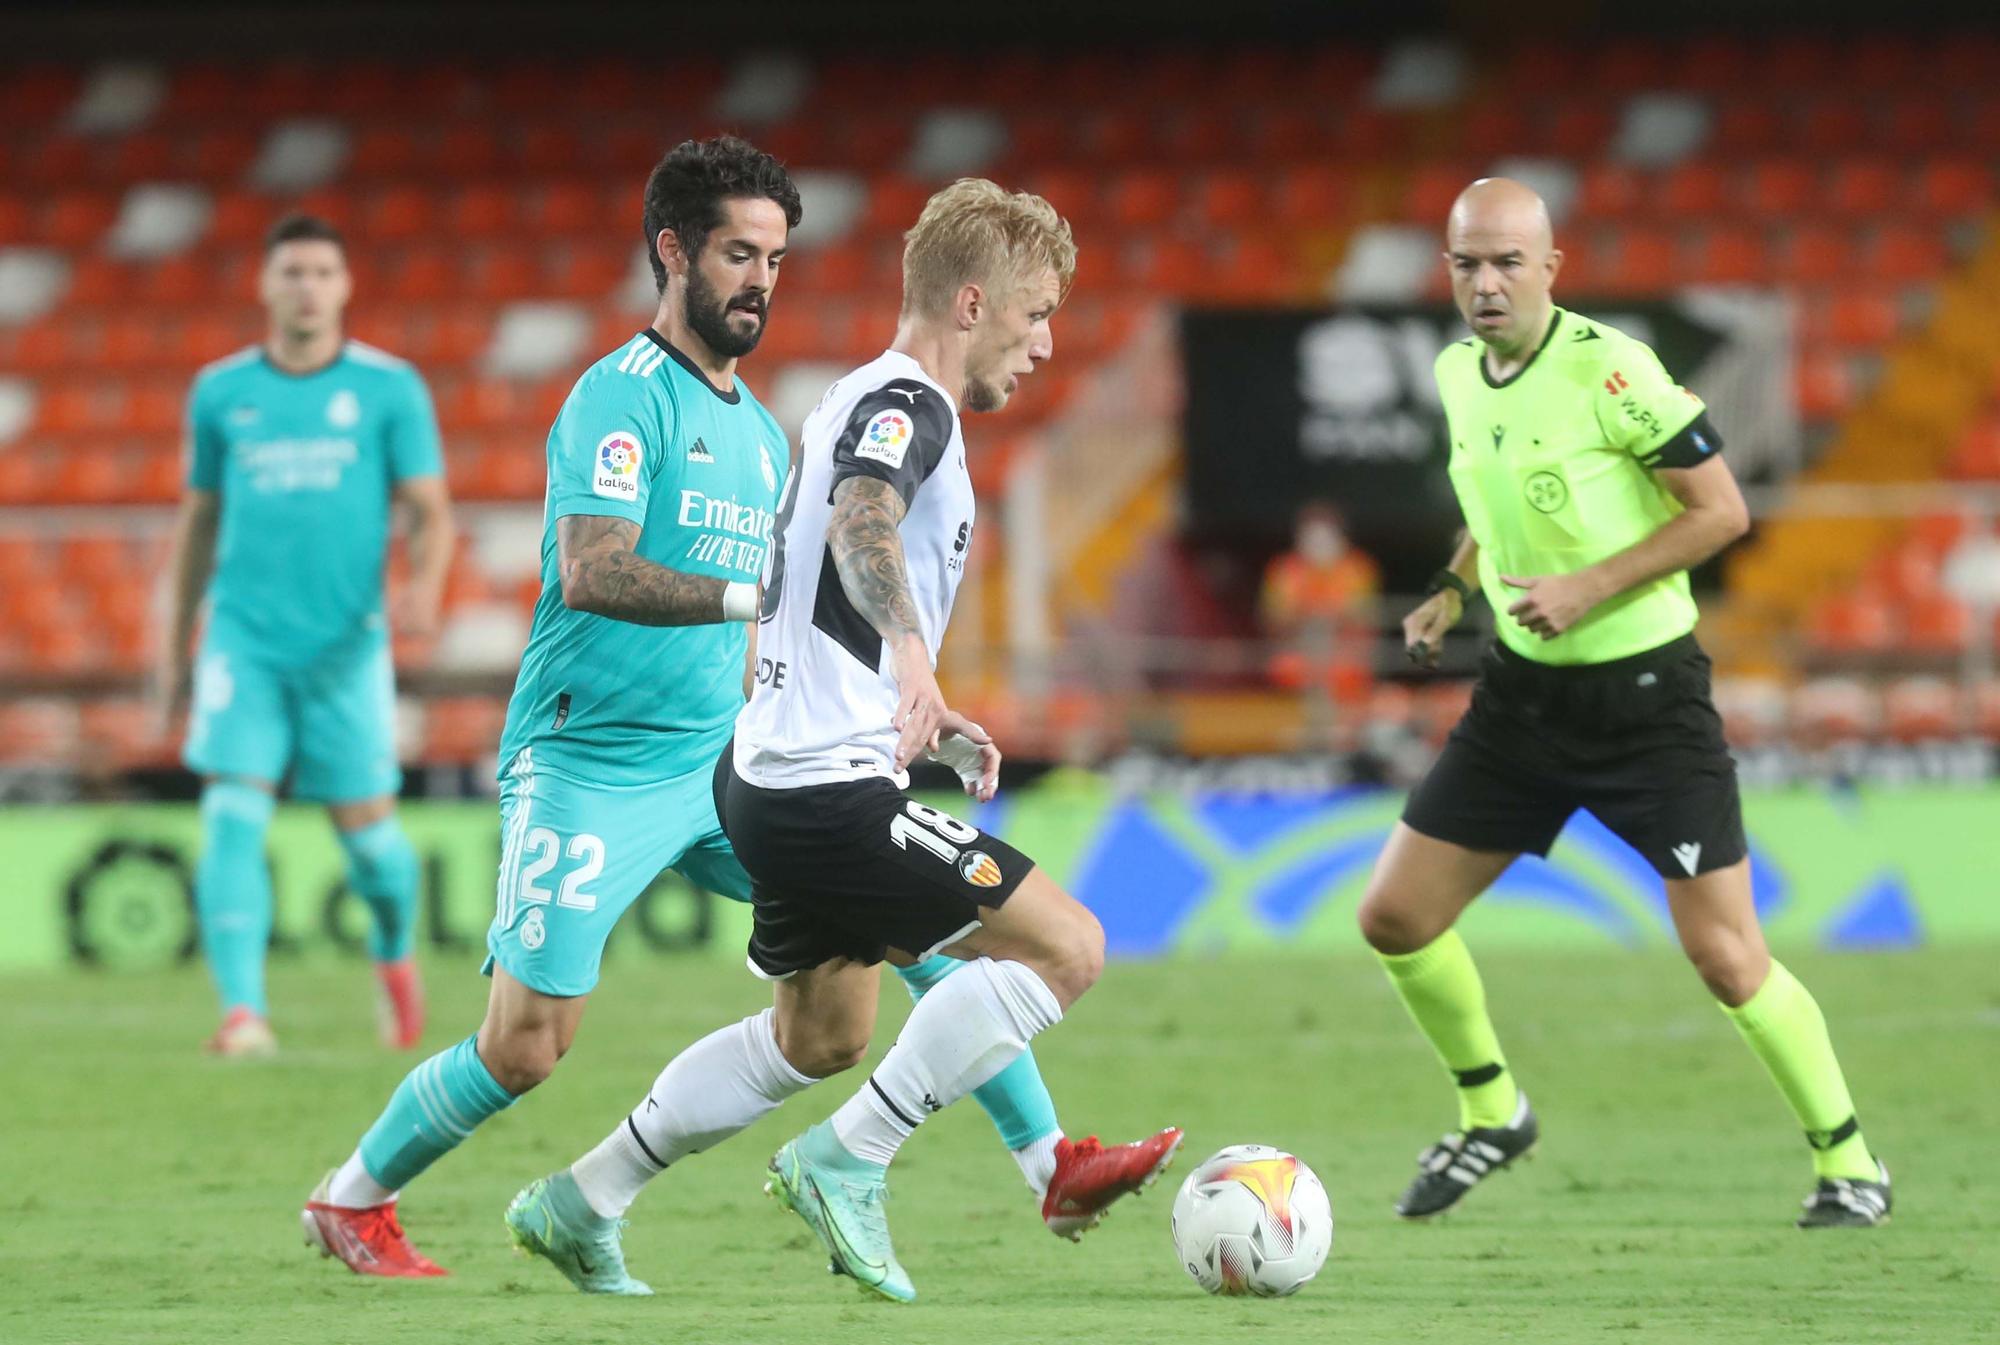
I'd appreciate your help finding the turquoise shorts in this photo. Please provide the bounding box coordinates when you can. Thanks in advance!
[181,639,401,803]
[484,747,751,997]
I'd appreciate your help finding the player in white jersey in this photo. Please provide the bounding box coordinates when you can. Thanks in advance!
[528,180,1168,1305]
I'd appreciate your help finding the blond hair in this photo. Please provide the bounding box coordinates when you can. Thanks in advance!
[900,178,1076,319]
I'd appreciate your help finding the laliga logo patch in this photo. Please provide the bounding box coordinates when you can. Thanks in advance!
[594,431,643,501]
[326,389,360,429]
[855,410,913,469]
[758,442,777,492]
[958,850,1002,888]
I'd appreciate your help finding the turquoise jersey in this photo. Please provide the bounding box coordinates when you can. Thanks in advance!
[186,342,443,668]
[498,331,789,786]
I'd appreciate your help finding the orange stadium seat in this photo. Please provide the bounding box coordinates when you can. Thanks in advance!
[361,185,435,242]
[464,245,538,301]
[23,136,92,190]
[448,183,515,238]
[1269,165,1347,231]
[1885,95,1953,155]
[1776,224,1849,286]
[1457,103,1532,160]
[1869,225,1949,283]
[138,256,214,307]
[384,248,455,303]
[1246,110,1326,164]
[1950,420,2000,480]
[1191,172,1265,232]
[1576,163,1642,222]
[1904,594,1969,654]
[1799,98,1869,156]
[525,180,601,239]
[1543,102,1614,158]
[1907,509,1969,557]
[1688,226,1766,285]
[1913,158,1995,217]
[1827,159,1901,218]
[1159,113,1234,167]
[1711,98,1785,157]
[291,187,356,231]
[0,193,29,246]
[1403,163,1472,225]
[1601,229,1678,296]
[348,125,422,178]
[107,132,175,182]
[1660,162,1728,217]
[41,190,117,248]
[1740,159,1815,218]
[1794,347,1858,419]
[542,247,622,301]
[1809,591,1895,653]
[1106,170,1181,232]
[1824,291,1900,350]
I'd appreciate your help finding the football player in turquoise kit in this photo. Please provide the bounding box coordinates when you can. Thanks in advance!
[159,214,454,1058]
[301,136,801,1277]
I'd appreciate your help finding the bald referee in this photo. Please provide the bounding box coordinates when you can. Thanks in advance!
[1357,179,1888,1229]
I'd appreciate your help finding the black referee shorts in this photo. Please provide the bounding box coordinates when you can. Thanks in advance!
[1402,633,1747,880]
[713,752,1035,979]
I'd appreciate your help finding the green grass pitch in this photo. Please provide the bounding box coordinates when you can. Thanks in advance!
[3,947,1995,1344]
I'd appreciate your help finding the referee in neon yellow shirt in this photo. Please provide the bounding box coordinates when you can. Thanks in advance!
[1359,178,1888,1228]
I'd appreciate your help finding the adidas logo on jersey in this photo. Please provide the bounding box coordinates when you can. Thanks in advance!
[688,437,714,463]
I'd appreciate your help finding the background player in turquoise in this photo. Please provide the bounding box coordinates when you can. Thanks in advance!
[158,213,455,1059]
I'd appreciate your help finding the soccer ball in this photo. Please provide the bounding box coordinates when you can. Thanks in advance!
[1170,1145,1332,1297]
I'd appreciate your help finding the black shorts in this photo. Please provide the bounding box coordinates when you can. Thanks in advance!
[713,754,1036,979]
[1402,633,1747,880]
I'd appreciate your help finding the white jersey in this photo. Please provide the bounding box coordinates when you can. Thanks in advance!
[733,350,974,788]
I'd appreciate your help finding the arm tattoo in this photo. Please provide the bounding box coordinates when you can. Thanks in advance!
[828,476,923,643]
[556,514,728,626]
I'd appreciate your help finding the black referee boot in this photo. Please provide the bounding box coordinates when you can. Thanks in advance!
[1796,1161,1891,1229]
[1394,1092,1538,1220]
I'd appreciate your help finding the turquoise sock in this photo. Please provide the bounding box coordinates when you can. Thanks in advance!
[896,956,1060,1151]
[357,1035,516,1190]
[337,816,420,962]
[195,781,276,1016]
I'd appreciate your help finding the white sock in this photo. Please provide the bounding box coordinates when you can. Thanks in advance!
[1012,1130,1065,1197]
[831,958,1063,1168]
[327,1149,396,1208]
[571,1008,814,1219]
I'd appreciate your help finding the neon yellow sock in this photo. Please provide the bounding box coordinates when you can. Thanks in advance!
[1377,929,1519,1131]
[1722,960,1877,1181]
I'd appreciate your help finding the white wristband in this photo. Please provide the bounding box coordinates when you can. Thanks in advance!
[722,581,758,623]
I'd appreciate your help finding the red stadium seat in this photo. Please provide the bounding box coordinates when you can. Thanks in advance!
[1403,163,1472,225]
[1456,104,1531,160]
[107,132,175,182]
[384,248,456,303]
[1159,113,1233,166]
[447,184,515,238]
[1767,36,1839,89]
[464,245,538,301]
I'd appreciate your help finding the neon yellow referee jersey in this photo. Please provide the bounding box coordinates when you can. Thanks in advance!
[1435,306,1722,666]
